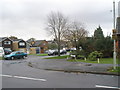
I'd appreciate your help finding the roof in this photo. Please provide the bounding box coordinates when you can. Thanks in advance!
[32,40,47,46]
[32,40,43,46]
[0,37,13,42]
[47,40,56,44]
[0,37,7,42]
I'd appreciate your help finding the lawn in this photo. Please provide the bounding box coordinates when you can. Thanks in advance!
[108,67,120,73]
[0,57,3,60]
[45,55,69,59]
[29,53,48,56]
[67,58,119,64]
[36,53,48,56]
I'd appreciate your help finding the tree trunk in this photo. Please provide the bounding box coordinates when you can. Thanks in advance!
[58,32,61,56]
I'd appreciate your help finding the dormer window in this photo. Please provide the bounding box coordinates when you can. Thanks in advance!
[4,41,11,45]
[19,42,25,46]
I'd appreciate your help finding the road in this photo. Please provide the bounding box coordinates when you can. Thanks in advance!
[1,55,119,88]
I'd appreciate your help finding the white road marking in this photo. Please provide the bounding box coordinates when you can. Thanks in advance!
[0,74,46,82]
[1,74,13,78]
[95,85,120,89]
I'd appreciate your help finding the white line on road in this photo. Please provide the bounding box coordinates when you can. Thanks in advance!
[0,74,46,82]
[95,85,120,89]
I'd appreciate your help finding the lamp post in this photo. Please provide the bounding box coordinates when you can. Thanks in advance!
[113,1,117,69]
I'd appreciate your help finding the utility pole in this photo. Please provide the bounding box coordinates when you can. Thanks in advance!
[113,1,117,69]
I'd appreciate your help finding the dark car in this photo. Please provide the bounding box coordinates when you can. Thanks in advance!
[4,51,27,60]
[4,49,12,55]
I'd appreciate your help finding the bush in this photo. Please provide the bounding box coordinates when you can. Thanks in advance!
[70,50,85,59]
[88,51,102,61]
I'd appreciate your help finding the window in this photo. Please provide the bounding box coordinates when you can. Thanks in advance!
[43,43,46,45]
[19,42,25,46]
[4,41,11,45]
[0,50,3,53]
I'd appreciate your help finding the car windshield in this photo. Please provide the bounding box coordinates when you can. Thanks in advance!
[10,52,16,55]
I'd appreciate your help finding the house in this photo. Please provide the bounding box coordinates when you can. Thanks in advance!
[32,40,48,53]
[0,37,13,51]
[27,39,48,54]
[12,39,27,53]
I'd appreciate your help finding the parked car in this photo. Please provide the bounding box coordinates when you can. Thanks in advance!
[48,49,67,56]
[0,47,4,58]
[48,50,56,56]
[4,51,27,60]
[4,49,12,55]
[60,50,67,54]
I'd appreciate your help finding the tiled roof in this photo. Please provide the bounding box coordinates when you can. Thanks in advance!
[32,40,43,46]
[0,37,8,42]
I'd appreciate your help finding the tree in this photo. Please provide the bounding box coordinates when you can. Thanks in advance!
[27,38,36,46]
[9,36,18,40]
[94,26,104,39]
[47,12,68,56]
[81,37,95,57]
[63,21,88,58]
[48,43,58,50]
[93,26,113,58]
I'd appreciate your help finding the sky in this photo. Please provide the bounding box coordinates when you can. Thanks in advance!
[0,0,120,40]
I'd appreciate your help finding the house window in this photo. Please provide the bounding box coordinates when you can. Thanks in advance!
[19,42,25,46]
[4,41,11,45]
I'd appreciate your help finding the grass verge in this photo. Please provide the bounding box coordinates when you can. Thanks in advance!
[108,67,120,73]
[45,55,69,59]
[67,58,119,64]
[0,57,2,60]
[29,53,48,56]
[0,57,4,60]
[36,54,48,56]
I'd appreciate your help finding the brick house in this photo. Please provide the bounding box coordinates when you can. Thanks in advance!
[32,40,48,53]
[0,37,13,51]
[12,39,27,52]
[27,39,48,54]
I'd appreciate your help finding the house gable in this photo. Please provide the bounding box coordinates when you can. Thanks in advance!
[18,40,27,48]
[1,37,13,50]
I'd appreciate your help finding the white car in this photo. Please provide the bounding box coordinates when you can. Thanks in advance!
[0,47,4,57]
[48,50,56,56]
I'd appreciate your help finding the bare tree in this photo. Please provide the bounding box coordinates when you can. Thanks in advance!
[47,12,68,56]
[63,21,88,57]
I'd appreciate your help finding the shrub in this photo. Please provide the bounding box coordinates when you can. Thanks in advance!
[88,51,102,61]
[70,50,85,59]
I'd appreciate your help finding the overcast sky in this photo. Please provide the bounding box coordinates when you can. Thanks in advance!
[0,0,120,40]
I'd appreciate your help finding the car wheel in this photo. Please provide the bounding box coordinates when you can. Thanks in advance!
[11,57,14,60]
[23,56,26,59]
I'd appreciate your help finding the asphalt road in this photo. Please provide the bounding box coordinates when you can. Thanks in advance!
[1,55,119,88]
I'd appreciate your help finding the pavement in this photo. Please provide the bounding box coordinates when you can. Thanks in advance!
[29,55,120,76]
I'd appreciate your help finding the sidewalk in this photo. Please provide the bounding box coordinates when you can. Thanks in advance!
[29,58,120,76]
